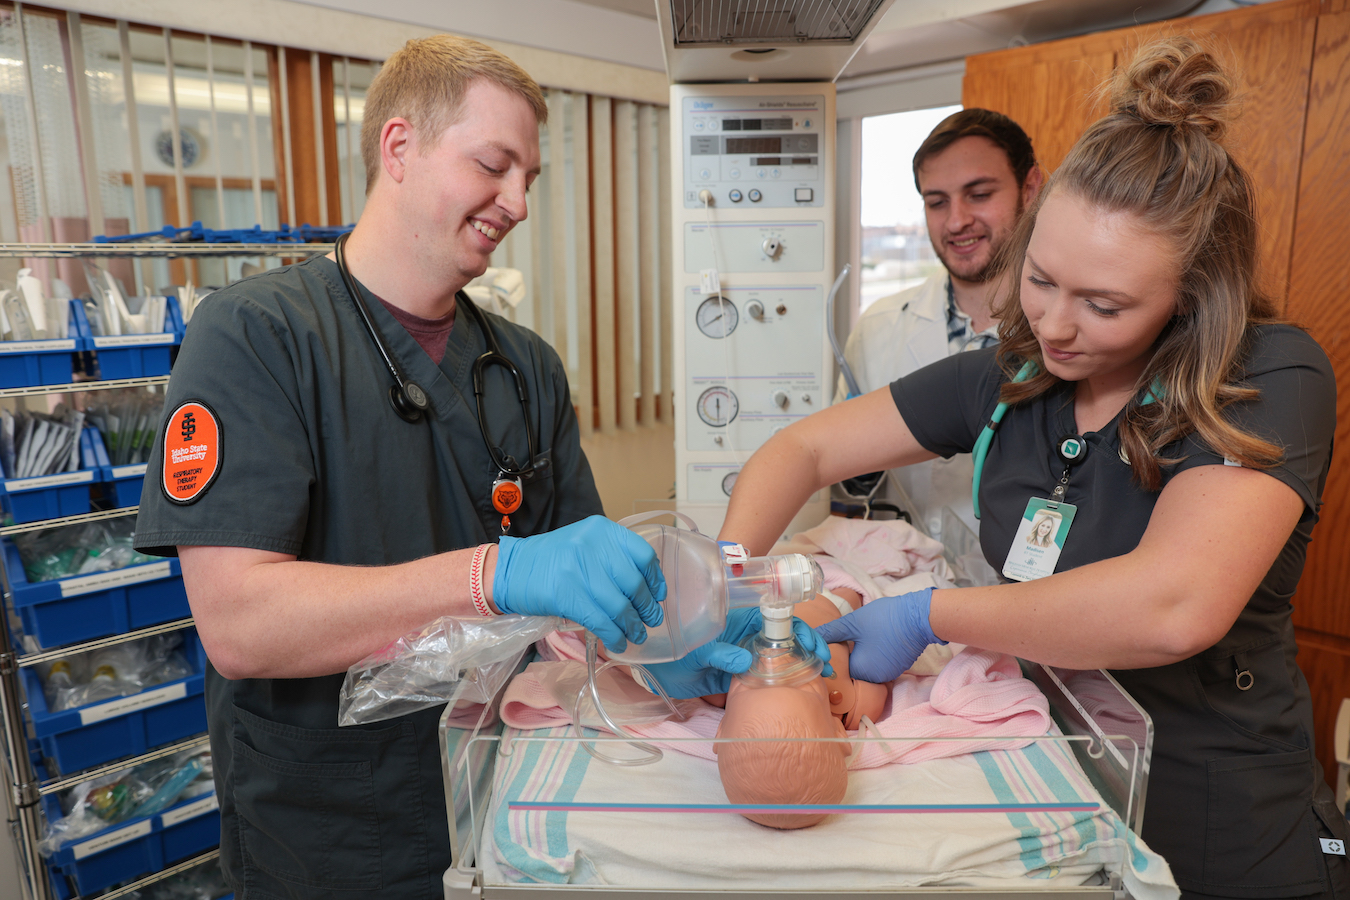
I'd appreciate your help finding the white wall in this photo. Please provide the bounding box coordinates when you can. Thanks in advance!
[837,60,965,122]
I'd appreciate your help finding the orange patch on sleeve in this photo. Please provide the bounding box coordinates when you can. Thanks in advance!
[161,401,221,504]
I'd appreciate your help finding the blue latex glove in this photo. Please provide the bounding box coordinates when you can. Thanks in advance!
[493,515,665,653]
[642,606,834,699]
[814,588,944,683]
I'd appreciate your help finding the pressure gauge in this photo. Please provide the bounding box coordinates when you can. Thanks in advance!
[696,386,739,427]
[721,470,739,497]
[695,295,738,338]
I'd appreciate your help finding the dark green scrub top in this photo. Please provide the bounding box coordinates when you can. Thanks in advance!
[892,325,1346,898]
[136,257,603,899]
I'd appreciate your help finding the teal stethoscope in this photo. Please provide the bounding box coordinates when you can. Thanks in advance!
[970,360,1160,519]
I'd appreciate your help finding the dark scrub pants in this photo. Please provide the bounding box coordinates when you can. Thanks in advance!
[892,325,1349,898]
[135,258,604,899]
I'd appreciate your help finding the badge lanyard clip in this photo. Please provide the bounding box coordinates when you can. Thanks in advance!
[492,474,523,534]
[1051,468,1071,503]
[1051,434,1089,504]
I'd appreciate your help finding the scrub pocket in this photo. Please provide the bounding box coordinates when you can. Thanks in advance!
[230,705,429,897]
[1313,797,1350,899]
[1195,638,1305,752]
[1204,748,1325,896]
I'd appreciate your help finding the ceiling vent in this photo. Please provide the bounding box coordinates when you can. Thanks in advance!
[668,0,887,45]
[658,0,895,82]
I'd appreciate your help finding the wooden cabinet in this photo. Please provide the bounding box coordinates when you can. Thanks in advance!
[963,0,1350,791]
[964,0,1317,305]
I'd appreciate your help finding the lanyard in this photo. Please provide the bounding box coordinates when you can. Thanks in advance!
[970,361,1037,519]
[971,363,1163,519]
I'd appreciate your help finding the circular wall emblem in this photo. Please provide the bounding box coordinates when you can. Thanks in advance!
[155,128,201,168]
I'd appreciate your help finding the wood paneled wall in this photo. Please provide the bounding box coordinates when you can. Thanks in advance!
[965,0,1316,304]
[964,0,1350,791]
[278,50,343,227]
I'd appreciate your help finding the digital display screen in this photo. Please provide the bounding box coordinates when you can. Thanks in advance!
[726,137,782,154]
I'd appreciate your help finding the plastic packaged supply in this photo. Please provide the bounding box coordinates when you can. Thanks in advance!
[84,389,166,466]
[124,857,232,900]
[39,748,213,856]
[40,632,193,712]
[15,517,157,584]
[0,404,86,480]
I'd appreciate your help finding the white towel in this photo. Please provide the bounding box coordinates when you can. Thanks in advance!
[481,721,1177,900]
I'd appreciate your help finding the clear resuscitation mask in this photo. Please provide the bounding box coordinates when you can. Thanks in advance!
[574,511,823,766]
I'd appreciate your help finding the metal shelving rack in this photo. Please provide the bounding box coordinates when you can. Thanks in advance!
[0,242,333,900]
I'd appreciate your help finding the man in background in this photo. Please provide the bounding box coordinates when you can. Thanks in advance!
[837,109,1041,544]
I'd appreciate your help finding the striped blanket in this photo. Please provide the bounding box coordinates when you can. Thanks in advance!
[479,723,1177,898]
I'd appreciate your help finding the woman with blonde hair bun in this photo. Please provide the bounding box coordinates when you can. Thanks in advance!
[716,36,1346,897]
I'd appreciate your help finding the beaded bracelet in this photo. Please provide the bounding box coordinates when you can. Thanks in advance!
[469,544,495,617]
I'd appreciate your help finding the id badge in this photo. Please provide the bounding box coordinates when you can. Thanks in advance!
[1002,497,1077,582]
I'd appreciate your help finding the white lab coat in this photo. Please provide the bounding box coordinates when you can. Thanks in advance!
[835,273,980,543]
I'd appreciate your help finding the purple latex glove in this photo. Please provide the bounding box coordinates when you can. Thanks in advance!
[814,588,945,683]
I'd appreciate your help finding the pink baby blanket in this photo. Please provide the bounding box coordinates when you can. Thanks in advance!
[500,646,1049,768]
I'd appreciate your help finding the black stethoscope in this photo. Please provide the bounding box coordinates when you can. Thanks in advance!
[333,233,539,532]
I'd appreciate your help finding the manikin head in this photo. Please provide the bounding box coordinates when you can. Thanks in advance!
[715,672,850,829]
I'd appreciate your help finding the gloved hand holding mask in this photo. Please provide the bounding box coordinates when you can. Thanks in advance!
[642,606,833,698]
[493,515,666,653]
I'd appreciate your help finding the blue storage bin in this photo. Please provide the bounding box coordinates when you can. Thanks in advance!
[99,464,147,508]
[21,630,207,775]
[6,540,189,650]
[72,296,181,379]
[0,299,81,388]
[167,294,187,342]
[42,787,219,898]
[87,425,149,508]
[0,429,104,525]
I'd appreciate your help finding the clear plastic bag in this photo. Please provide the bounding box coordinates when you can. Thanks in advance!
[124,857,232,899]
[338,614,568,726]
[40,633,193,712]
[14,517,156,583]
[39,748,213,856]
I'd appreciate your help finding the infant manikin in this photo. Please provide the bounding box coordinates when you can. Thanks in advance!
[713,589,889,829]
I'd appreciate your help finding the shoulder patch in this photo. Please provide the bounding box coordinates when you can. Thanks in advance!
[161,401,222,504]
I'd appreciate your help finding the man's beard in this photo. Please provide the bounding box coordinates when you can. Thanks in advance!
[935,199,1023,285]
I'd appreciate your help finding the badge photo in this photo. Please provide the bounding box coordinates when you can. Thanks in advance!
[1002,497,1077,583]
[161,401,222,504]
